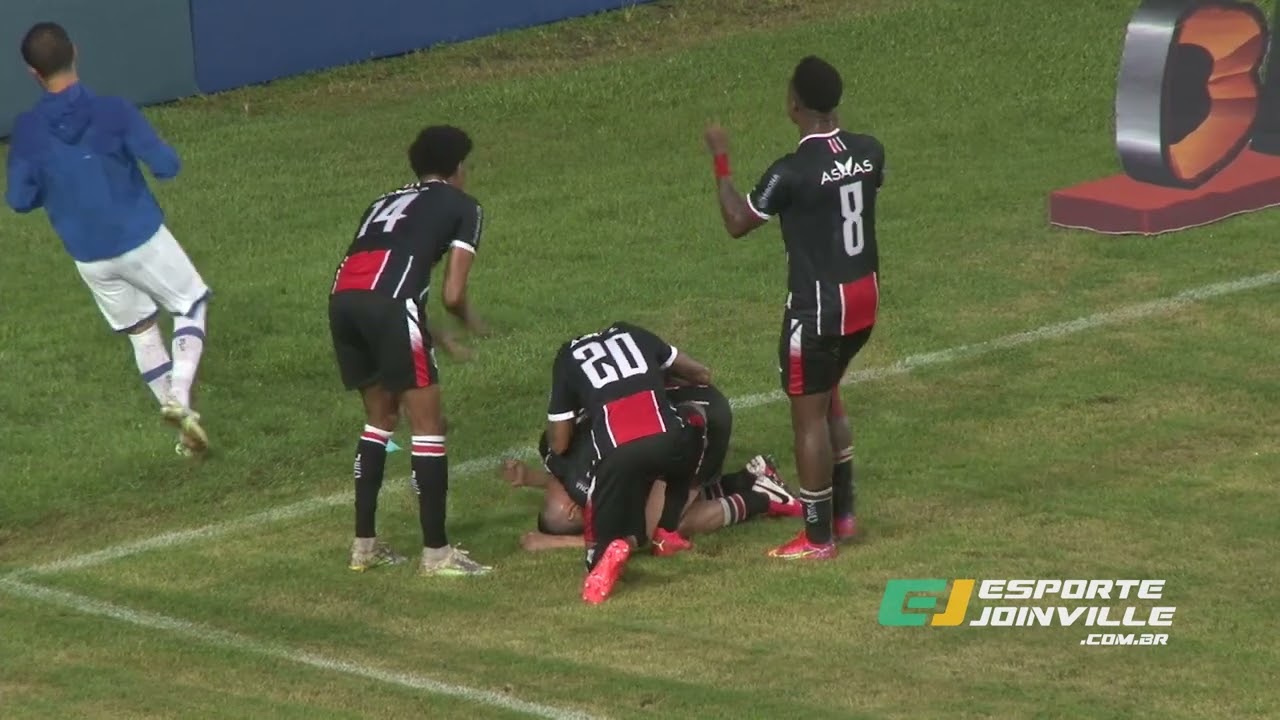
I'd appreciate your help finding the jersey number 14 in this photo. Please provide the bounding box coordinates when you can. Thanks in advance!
[358,194,419,237]
[839,180,866,257]
[573,333,649,389]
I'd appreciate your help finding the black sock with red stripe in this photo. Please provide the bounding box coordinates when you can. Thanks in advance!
[354,425,392,538]
[832,446,856,518]
[798,486,834,545]
[410,435,449,549]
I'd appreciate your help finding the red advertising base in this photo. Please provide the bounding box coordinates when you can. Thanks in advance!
[1048,149,1280,235]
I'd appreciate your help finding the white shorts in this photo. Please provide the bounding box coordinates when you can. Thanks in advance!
[75,225,211,332]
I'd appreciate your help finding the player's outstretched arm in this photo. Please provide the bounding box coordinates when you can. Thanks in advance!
[705,124,767,239]
[520,531,584,552]
[668,351,712,386]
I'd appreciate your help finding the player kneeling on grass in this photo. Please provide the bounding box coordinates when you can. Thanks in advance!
[329,125,489,577]
[545,322,713,604]
[505,383,800,551]
[5,23,210,456]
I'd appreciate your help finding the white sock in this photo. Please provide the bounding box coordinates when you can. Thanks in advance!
[170,301,208,408]
[128,325,173,405]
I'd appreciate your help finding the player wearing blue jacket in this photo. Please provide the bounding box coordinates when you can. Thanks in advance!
[5,23,211,456]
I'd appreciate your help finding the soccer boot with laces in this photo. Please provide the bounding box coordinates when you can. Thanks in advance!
[348,537,407,571]
[746,455,803,518]
[766,529,838,560]
[582,539,631,605]
[418,545,492,576]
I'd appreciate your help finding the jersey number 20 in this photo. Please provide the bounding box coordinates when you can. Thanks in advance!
[574,333,649,389]
[839,181,865,257]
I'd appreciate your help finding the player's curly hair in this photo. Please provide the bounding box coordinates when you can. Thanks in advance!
[22,22,75,78]
[408,125,473,179]
[791,56,843,114]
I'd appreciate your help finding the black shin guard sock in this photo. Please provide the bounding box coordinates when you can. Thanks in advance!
[410,438,449,549]
[354,429,390,538]
[742,488,771,519]
[720,490,772,526]
[798,486,834,545]
[832,453,855,518]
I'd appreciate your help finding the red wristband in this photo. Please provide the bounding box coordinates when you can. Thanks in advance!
[713,153,731,178]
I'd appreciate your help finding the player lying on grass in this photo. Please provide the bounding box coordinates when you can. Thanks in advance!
[503,382,800,551]
[545,321,711,604]
[6,23,210,457]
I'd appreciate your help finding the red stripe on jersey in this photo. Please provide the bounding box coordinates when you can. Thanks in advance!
[332,250,391,293]
[787,320,805,396]
[603,390,667,446]
[839,272,879,335]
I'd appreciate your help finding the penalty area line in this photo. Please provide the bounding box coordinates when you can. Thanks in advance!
[10,268,1279,578]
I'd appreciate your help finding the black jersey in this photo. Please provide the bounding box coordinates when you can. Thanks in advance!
[331,180,483,303]
[747,129,884,336]
[547,322,685,460]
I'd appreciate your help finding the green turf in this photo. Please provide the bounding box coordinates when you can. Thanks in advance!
[2,0,1278,718]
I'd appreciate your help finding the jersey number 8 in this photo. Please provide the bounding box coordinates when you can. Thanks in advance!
[839,180,865,257]
[573,333,649,389]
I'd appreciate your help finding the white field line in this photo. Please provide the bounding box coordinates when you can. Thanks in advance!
[11,269,1279,579]
[0,577,602,720]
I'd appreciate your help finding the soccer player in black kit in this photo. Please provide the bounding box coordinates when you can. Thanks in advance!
[704,56,884,560]
[545,321,711,603]
[329,125,490,576]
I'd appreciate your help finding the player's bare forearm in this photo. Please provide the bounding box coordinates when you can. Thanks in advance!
[520,531,585,552]
[500,459,553,489]
[546,420,575,456]
[715,177,759,238]
[669,352,712,386]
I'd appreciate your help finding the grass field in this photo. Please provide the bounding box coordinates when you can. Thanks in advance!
[2,0,1279,717]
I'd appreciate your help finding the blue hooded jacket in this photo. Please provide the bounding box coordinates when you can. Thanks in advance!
[5,83,180,263]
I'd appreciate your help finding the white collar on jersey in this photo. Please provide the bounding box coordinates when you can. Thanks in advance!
[798,128,842,146]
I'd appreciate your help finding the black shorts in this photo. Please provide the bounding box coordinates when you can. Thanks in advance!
[778,315,873,396]
[329,291,439,393]
[668,384,731,488]
[587,429,696,550]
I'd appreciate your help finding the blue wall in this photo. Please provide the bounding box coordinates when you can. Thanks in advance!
[189,0,653,94]
[1,0,653,137]
[0,0,198,138]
